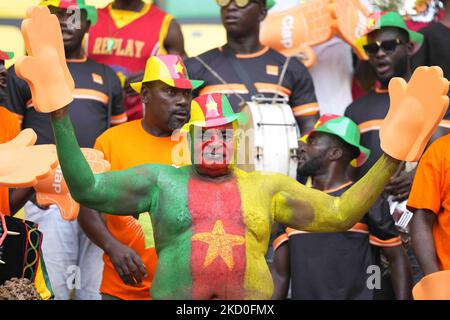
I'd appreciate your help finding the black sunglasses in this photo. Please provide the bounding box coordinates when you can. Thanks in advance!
[363,39,405,56]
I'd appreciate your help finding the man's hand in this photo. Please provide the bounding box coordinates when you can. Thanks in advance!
[380,66,449,162]
[106,241,148,286]
[34,148,111,221]
[0,129,58,188]
[15,6,74,113]
[385,170,415,202]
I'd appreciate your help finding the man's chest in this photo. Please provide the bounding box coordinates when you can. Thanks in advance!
[154,175,272,243]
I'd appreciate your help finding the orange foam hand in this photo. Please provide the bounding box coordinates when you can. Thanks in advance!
[380,66,449,162]
[34,148,111,221]
[413,270,450,300]
[260,0,334,67]
[0,129,58,188]
[15,6,74,113]
[331,0,371,60]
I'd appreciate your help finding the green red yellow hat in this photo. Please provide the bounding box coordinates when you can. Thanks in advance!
[39,0,98,25]
[181,93,247,132]
[0,50,14,61]
[131,55,204,93]
[355,11,424,60]
[300,114,371,167]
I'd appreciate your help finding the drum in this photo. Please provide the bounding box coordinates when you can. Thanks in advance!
[236,97,299,179]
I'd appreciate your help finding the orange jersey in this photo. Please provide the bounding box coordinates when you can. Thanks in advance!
[0,107,20,215]
[408,134,450,270]
[94,120,188,299]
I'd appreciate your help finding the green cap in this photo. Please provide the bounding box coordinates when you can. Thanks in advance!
[300,114,371,167]
[356,11,424,59]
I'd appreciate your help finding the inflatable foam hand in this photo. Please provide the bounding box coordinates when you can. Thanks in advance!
[260,0,333,67]
[331,0,371,60]
[15,6,74,113]
[0,129,58,188]
[380,66,449,162]
[35,148,111,221]
[413,270,450,300]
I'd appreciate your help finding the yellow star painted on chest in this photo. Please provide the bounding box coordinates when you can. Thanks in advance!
[192,220,245,271]
[174,62,184,75]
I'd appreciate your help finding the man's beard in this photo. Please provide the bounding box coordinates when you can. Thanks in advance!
[378,55,410,87]
[297,153,326,177]
[168,117,186,131]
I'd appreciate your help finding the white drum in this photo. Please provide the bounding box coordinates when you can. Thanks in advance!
[236,97,299,179]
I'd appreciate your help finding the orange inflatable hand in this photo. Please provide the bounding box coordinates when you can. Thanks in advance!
[35,148,111,221]
[15,6,74,113]
[413,270,450,300]
[0,129,58,188]
[380,66,449,162]
[260,0,333,67]
[331,0,371,60]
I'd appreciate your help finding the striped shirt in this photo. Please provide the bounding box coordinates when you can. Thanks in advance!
[6,57,127,148]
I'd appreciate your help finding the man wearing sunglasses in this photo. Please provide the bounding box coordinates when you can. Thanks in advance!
[344,11,450,298]
[344,11,450,199]
[184,0,320,135]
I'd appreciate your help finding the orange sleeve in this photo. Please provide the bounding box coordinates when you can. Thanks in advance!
[407,138,445,215]
[0,107,21,215]
[0,187,11,215]
[369,235,402,247]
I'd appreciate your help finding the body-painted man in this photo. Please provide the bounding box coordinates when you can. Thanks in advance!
[13,6,449,299]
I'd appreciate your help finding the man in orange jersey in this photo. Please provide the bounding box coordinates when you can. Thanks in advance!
[86,0,186,120]
[78,55,198,300]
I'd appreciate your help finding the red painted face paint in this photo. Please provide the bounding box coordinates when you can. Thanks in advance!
[192,124,235,176]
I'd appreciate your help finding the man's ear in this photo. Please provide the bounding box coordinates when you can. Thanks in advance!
[141,86,150,104]
[329,147,343,161]
[259,7,268,22]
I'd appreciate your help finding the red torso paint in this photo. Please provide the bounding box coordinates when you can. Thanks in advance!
[188,176,246,299]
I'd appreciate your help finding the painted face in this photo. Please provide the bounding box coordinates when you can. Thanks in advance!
[191,123,235,177]
[297,132,332,177]
[49,6,89,54]
[366,27,411,87]
[142,81,192,132]
[220,0,266,37]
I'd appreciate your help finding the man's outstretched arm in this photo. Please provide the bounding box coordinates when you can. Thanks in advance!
[272,154,400,232]
[51,108,159,215]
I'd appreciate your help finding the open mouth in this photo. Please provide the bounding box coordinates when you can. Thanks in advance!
[376,61,391,75]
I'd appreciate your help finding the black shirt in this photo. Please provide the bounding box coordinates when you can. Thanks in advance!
[413,22,450,79]
[6,58,126,148]
[184,46,319,116]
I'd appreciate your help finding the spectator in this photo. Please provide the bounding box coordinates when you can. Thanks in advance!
[272,115,412,300]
